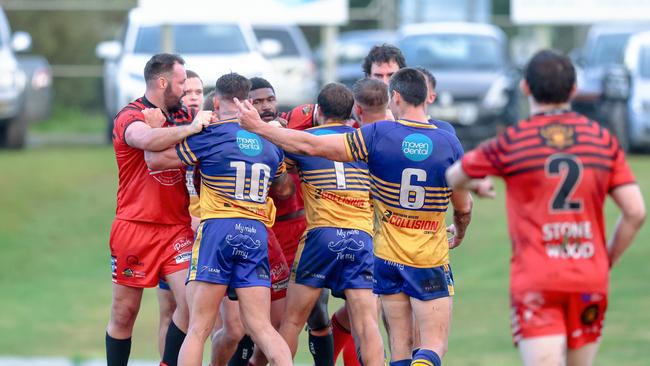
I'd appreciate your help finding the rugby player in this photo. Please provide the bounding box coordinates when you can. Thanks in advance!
[107,53,211,366]
[413,67,456,135]
[275,83,385,366]
[352,77,390,126]
[144,72,294,366]
[209,77,292,366]
[446,49,646,366]
[362,44,406,85]
[235,67,474,366]
[156,69,206,359]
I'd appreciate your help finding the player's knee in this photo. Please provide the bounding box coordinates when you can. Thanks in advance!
[110,304,139,331]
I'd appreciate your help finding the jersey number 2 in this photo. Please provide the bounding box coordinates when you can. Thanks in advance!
[545,154,583,212]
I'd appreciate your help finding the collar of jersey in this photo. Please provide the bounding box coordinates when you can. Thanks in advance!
[308,122,345,130]
[397,118,438,129]
[209,117,239,126]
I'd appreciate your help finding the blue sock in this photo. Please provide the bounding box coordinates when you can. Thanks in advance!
[411,349,441,366]
[390,360,412,366]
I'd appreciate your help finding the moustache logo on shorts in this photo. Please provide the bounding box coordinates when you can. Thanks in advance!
[226,234,261,250]
[327,238,364,252]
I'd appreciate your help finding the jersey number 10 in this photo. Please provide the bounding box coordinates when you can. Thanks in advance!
[231,161,271,203]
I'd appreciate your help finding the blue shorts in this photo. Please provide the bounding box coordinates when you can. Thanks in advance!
[158,279,171,291]
[373,258,455,301]
[187,218,271,288]
[292,227,373,298]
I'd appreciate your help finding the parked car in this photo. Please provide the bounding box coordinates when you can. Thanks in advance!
[17,54,52,123]
[96,7,273,140]
[252,24,317,110]
[571,24,650,122]
[316,30,398,88]
[0,6,33,148]
[398,22,521,147]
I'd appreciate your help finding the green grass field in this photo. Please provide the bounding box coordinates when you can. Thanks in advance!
[0,147,648,365]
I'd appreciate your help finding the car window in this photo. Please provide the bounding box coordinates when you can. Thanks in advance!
[337,38,385,65]
[134,24,249,54]
[588,33,631,67]
[639,46,650,78]
[400,34,503,70]
[253,28,299,57]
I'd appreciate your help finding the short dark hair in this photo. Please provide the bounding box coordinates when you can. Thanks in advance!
[203,90,216,110]
[144,53,185,82]
[317,83,354,120]
[250,77,275,93]
[186,70,202,82]
[388,68,427,106]
[215,73,251,101]
[414,66,436,90]
[353,78,388,110]
[525,49,576,104]
[362,44,406,76]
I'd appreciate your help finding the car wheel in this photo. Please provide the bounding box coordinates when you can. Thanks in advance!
[0,114,27,149]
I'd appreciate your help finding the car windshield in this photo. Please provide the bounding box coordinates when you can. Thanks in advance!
[588,33,632,67]
[253,28,299,57]
[639,46,650,78]
[133,24,249,54]
[400,34,504,70]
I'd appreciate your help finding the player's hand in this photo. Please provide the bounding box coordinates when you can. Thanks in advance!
[234,97,264,131]
[268,120,284,128]
[471,177,496,198]
[447,224,463,249]
[142,108,165,128]
[188,110,212,134]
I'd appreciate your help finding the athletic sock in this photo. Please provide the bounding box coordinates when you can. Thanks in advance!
[342,339,361,366]
[331,313,353,361]
[106,332,131,366]
[228,335,255,366]
[411,349,441,366]
[309,331,334,366]
[161,321,186,366]
[389,360,411,366]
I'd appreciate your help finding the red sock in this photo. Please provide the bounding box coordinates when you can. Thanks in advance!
[342,338,361,366]
[331,313,353,362]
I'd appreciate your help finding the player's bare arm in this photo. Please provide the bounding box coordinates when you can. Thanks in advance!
[144,147,182,171]
[235,98,352,162]
[270,172,295,201]
[124,110,213,152]
[446,161,496,198]
[607,183,646,266]
[449,189,473,249]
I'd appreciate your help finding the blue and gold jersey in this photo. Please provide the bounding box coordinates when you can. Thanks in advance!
[345,119,463,268]
[286,123,373,234]
[176,118,286,227]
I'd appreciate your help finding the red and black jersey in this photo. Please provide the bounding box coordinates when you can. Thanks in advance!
[461,111,635,293]
[112,96,196,225]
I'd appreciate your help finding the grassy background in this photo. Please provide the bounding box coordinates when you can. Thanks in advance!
[0,146,648,365]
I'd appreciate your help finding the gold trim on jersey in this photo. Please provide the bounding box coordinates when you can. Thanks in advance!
[290,233,308,282]
[373,200,449,268]
[396,119,438,129]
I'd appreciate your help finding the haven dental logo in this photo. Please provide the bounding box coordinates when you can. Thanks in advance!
[402,133,433,161]
[236,130,263,156]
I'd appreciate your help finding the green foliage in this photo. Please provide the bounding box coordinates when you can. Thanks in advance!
[0,148,648,364]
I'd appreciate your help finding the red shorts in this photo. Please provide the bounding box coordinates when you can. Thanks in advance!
[511,291,608,349]
[272,216,306,268]
[268,229,289,301]
[109,219,194,288]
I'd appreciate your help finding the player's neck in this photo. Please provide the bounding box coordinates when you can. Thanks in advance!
[216,102,239,120]
[363,111,388,124]
[144,91,168,114]
[529,99,571,116]
[396,106,427,123]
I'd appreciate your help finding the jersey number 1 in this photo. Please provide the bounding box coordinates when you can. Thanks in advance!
[545,154,583,212]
